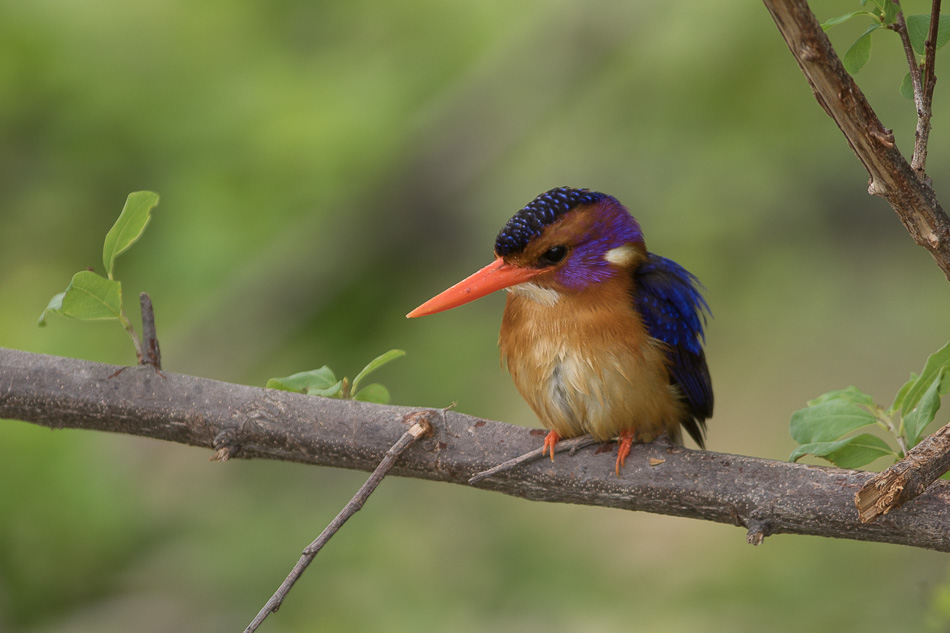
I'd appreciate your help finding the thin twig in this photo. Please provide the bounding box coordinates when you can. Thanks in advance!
[922,0,942,95]
[469,435,602,484]
[139,292,162,370]
[244,414,433,633]
[891,2,925,106]
[912,0,942,174]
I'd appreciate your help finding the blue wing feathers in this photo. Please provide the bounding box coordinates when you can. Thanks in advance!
[634,253,713,447]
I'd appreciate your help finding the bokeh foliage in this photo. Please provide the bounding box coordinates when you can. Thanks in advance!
[2,1,950,631]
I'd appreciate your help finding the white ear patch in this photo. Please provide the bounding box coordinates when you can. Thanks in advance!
[508,282,560,306]
[604,245,637,266]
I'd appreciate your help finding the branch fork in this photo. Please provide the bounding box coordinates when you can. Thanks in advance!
[763,0,950,279]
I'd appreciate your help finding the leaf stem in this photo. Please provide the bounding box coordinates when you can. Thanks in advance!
[868,404,908,455]
[118,308,143,363]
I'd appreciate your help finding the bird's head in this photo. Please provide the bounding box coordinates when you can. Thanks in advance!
[407,187,646,318]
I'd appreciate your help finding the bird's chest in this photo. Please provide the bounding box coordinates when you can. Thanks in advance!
[498,290,679,441]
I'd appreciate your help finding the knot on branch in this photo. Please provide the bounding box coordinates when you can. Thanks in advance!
[869,125,895,148]
[797,42,818,62]
[211,429,239,462]
[402,410,436,440]
[745,509,773,546]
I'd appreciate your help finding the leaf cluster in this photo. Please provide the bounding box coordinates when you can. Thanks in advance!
[267,349,405,404]
[790,342,950,469]
[38,192,160,359]
[823,0,950,96]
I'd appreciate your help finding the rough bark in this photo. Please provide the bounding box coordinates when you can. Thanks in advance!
[856,421,950,522]
[2,347,948,552]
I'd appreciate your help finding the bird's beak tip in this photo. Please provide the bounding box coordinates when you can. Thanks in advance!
[406,257,537,319]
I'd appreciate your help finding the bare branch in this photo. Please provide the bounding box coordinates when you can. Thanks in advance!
[763,0,950,280]
[245,415,433,633]
[914,0,943,173]
[2,347,949,552]
[923,0,942,96]
[891,2,925,114]
[893,0,943,174]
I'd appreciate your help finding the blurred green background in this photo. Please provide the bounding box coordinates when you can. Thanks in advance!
[2,0,950,631]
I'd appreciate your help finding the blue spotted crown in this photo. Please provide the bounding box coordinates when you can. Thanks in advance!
[494,187,606,256]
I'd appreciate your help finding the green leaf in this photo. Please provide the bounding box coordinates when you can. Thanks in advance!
[353,383,391,404]
[882,2,899,25]
[900,341,950,415]
[37,292,65,326]
[843,25,880,75]
[309,380,344,398]
[821,11,877,30]
[266,366,338,393]
[350,349,405,395]
[907,15,930,55]
[790,398,879,444]
[906,15,950,56]
[890,372,917,413]
[39,271,123,322]
[899,72,914,99]
[807,385,874,407]
[102,191,159,278]
[904,369,946,447]
[790,433,895,469]
[939,15,950,49]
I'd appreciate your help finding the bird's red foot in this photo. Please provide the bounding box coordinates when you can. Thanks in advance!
[542,430,561,461]
[615,430,638,475]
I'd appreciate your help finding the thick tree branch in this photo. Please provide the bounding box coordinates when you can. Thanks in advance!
[1,347,949,552]
[763,0,950,280]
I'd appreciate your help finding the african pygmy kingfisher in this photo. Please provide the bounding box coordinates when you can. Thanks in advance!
[407,187,713,473]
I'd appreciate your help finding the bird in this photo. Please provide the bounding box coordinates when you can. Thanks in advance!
[407,187,712,474]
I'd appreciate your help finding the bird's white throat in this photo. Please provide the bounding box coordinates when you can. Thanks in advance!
[508,282,560,306]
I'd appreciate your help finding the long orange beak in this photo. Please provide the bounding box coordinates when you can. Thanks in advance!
[407,257,544,318]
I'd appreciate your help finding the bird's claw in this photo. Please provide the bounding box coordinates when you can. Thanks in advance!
[542,430,560,462]
[615,430,637,476]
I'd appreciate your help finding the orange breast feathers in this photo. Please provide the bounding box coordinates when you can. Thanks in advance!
[498,273,686,443]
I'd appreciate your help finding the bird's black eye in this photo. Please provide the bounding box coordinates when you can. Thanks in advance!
[538,245,568,266]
